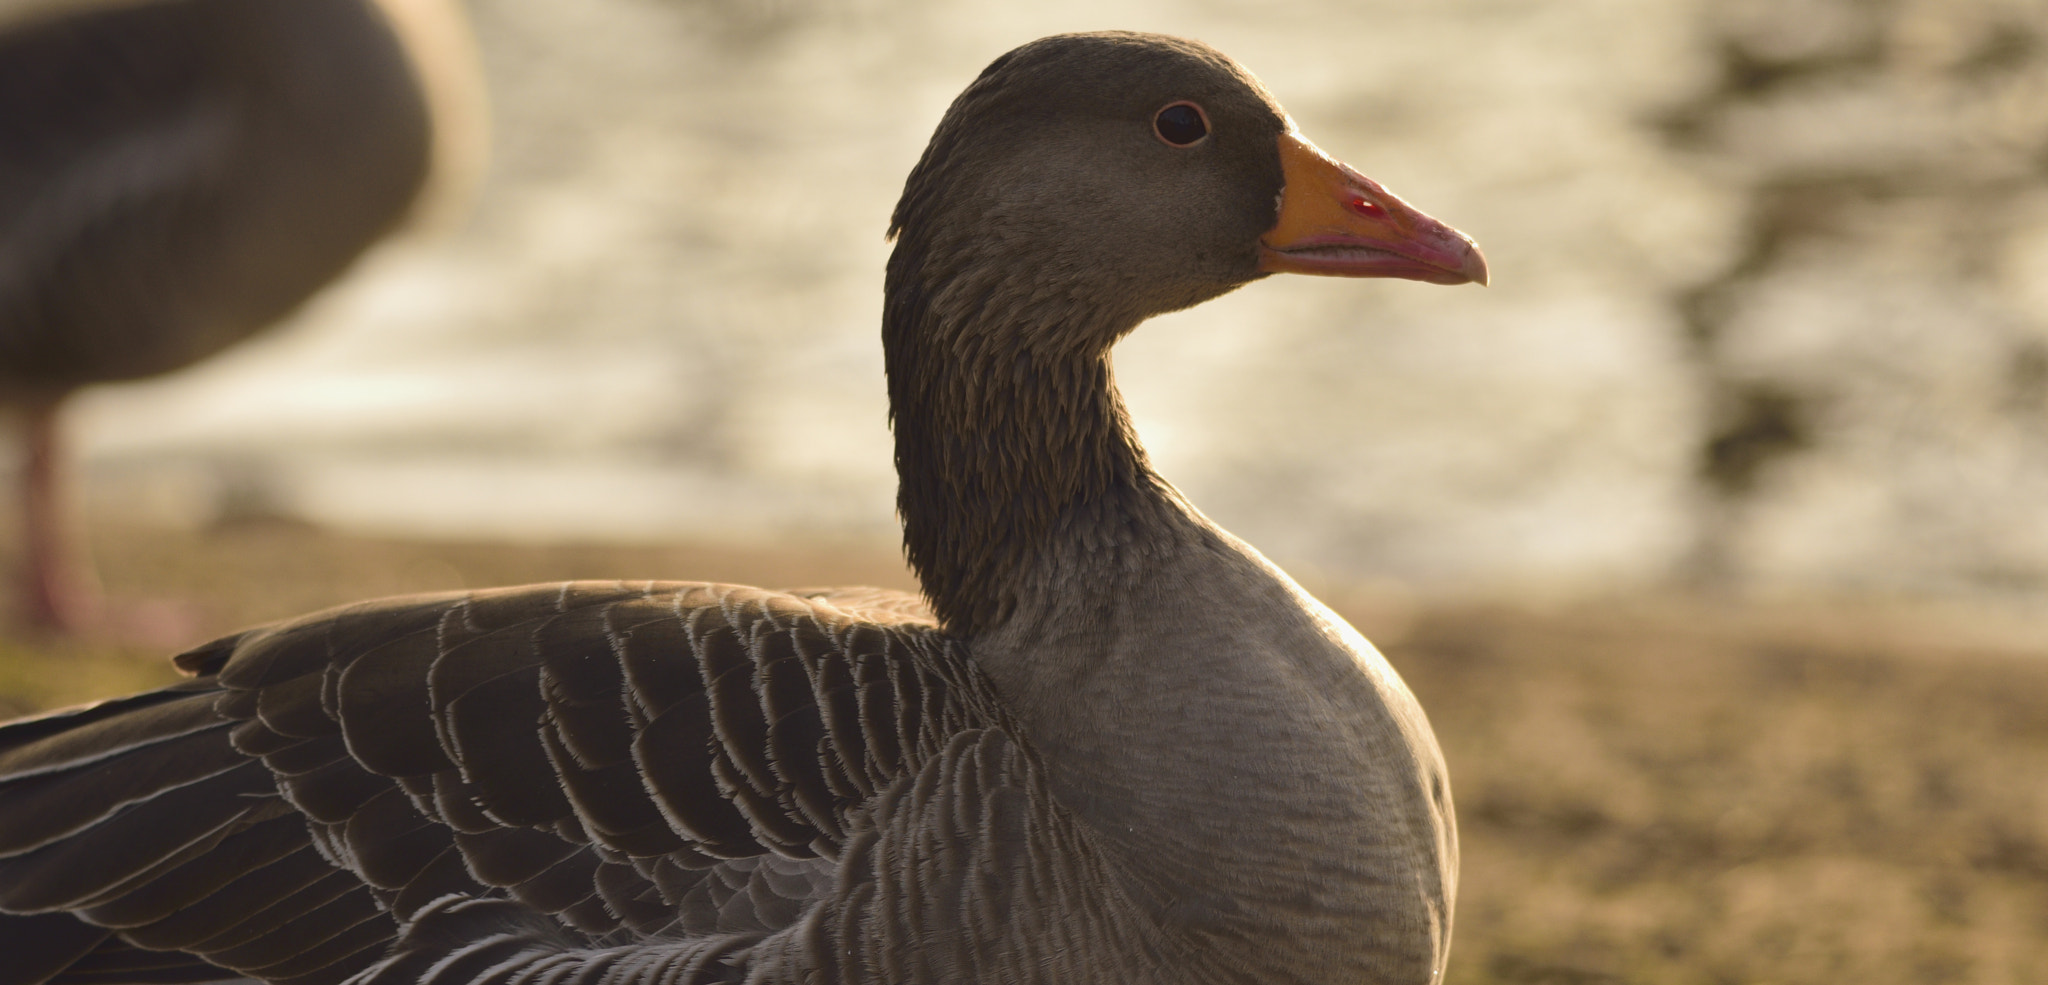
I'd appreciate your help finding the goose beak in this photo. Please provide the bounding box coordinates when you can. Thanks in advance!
[1258,130,1488,286]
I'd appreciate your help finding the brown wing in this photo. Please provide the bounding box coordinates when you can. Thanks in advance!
[0,581,1001,985]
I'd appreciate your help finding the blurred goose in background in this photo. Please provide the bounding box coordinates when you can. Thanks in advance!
[0,31,1481,985]
[0,0,484,635]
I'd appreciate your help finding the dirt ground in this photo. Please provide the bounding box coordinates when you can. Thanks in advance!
[4,522,2046,985]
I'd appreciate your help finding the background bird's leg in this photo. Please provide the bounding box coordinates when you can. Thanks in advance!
[16,394,95,635]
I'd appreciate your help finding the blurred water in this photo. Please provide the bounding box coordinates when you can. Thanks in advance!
[55,0,2048,598]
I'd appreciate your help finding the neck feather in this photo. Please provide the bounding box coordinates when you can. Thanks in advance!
[883,260,1183,636]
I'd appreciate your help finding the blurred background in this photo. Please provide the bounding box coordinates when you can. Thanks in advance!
[25,0,2048,603]
[5,0,2048,983]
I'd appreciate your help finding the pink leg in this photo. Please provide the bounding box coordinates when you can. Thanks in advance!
[18,394,93,634]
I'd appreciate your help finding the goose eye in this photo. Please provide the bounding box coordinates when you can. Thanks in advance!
[1153,102,1209,146]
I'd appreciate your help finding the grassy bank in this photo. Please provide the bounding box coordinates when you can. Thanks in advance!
[4,523,2045,984]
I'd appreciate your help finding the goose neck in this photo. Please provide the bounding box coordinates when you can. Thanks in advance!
[883,283,1183,637]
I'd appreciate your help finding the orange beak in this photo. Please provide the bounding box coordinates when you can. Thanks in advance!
[1258,130,1488,286]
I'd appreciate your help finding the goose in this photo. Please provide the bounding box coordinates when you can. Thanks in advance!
[0,0,482,634]
[0,31,1483,985]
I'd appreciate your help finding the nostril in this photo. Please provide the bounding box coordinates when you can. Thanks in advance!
[1346,197,1386,219]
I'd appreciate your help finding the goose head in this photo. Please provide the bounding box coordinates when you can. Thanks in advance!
[887,31,1485,357]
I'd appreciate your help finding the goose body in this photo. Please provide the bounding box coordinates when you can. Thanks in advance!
[0,0,479,633]
[0,32,1479,985]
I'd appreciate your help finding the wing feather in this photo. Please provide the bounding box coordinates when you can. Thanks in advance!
[329,637,455,778]
[632,692,760,856]
[343,786,453,891]
[0,720,242,856]
[119,851,350,952]
[0,758,277,913]
[0,686,221,780]
[537,723,684,857]
[33,936,226,985]
[224,895,390,982]
[448,826,573,888]
[0,912,110,985]
[72,814,308,929]
[387,846,476,921]
[1,579,1005,983]
[278,749,388,824]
